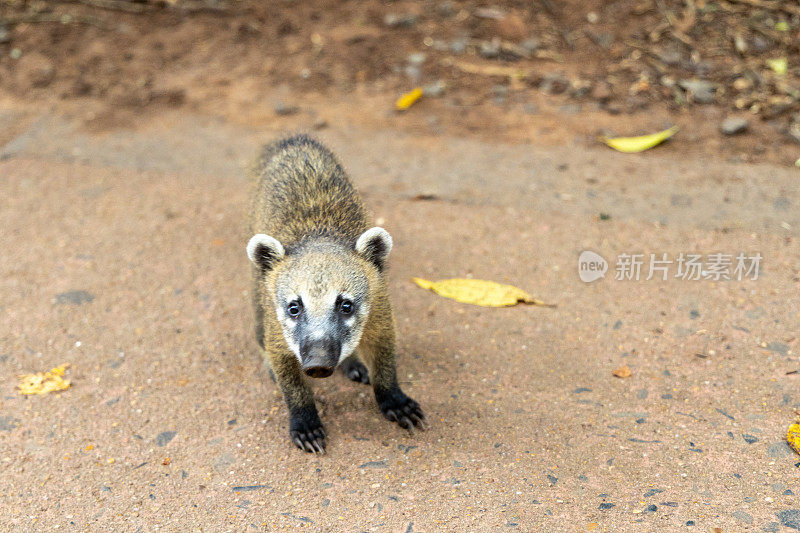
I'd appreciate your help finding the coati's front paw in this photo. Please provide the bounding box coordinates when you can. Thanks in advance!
[341,357,370,384]
[289,409,326,454]
[378,391,427,432]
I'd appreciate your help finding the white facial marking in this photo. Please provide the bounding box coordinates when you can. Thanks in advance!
[276,293,302,362]
[284,336,302,364]
[307,330,326,342]
[340,333,362,363]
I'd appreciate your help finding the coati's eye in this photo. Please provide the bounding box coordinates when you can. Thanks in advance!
[339,298,354,315]
[286,300,302,318]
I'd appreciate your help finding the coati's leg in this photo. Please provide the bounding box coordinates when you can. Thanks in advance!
[340,354,370,384]
[268,350,326,453]
[361,332,426,432]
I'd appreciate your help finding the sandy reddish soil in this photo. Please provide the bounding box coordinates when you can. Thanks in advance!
[0,106,799,530]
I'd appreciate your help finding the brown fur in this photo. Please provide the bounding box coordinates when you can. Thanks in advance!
[248,135,425,453]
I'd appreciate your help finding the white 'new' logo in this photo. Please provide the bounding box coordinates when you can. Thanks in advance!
[578,251,608,283]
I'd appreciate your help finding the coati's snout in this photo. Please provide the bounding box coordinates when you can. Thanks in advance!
[300,336,341,378]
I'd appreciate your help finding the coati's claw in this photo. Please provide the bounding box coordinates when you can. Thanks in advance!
[379,395,427,432]
[290,420,327,453]
[341,357,370,384]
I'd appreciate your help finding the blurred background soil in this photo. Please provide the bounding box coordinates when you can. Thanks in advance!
[2,0,800,163]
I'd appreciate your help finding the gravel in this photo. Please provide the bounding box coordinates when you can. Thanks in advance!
[720,117,749,135]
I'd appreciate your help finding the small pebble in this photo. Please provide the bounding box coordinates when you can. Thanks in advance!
[156,430,177,447]
[679,79,716,104]
[422,81,446,98]
[56,290,95,305]
[383,13,418,28]
[521,38,540,54]
[720,117,749,135]
[732,510,754,524]
[407,53,426,67]
[274,102,299,116]
[479,40,501,59]
[777,509,800,530]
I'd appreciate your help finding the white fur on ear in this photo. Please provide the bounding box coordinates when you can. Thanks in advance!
[355,227,393,268]
[246,234,285,266]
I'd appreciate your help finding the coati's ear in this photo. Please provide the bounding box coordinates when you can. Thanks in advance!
[247,234,285,271]
[355,227,393,270]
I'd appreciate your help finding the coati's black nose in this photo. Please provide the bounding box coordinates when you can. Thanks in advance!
[300,336,340,379]
[303,366,335,378]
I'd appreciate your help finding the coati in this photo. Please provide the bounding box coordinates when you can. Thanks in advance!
[247,134,427,453]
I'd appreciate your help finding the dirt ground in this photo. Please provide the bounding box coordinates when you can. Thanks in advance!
[1,1,800,532]
[1,106,799,531]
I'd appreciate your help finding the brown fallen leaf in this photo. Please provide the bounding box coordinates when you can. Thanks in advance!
[162,457,172,465]
[612,365,632,378]
[17,363,71,395]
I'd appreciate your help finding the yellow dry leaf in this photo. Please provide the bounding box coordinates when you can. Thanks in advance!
[18,363,71,395]
[767,57,788,76]
[602,126,680,153]
[788,419,800,455]
[413,277,554,308]
[612,365,632,378]
[395,88,423,111]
